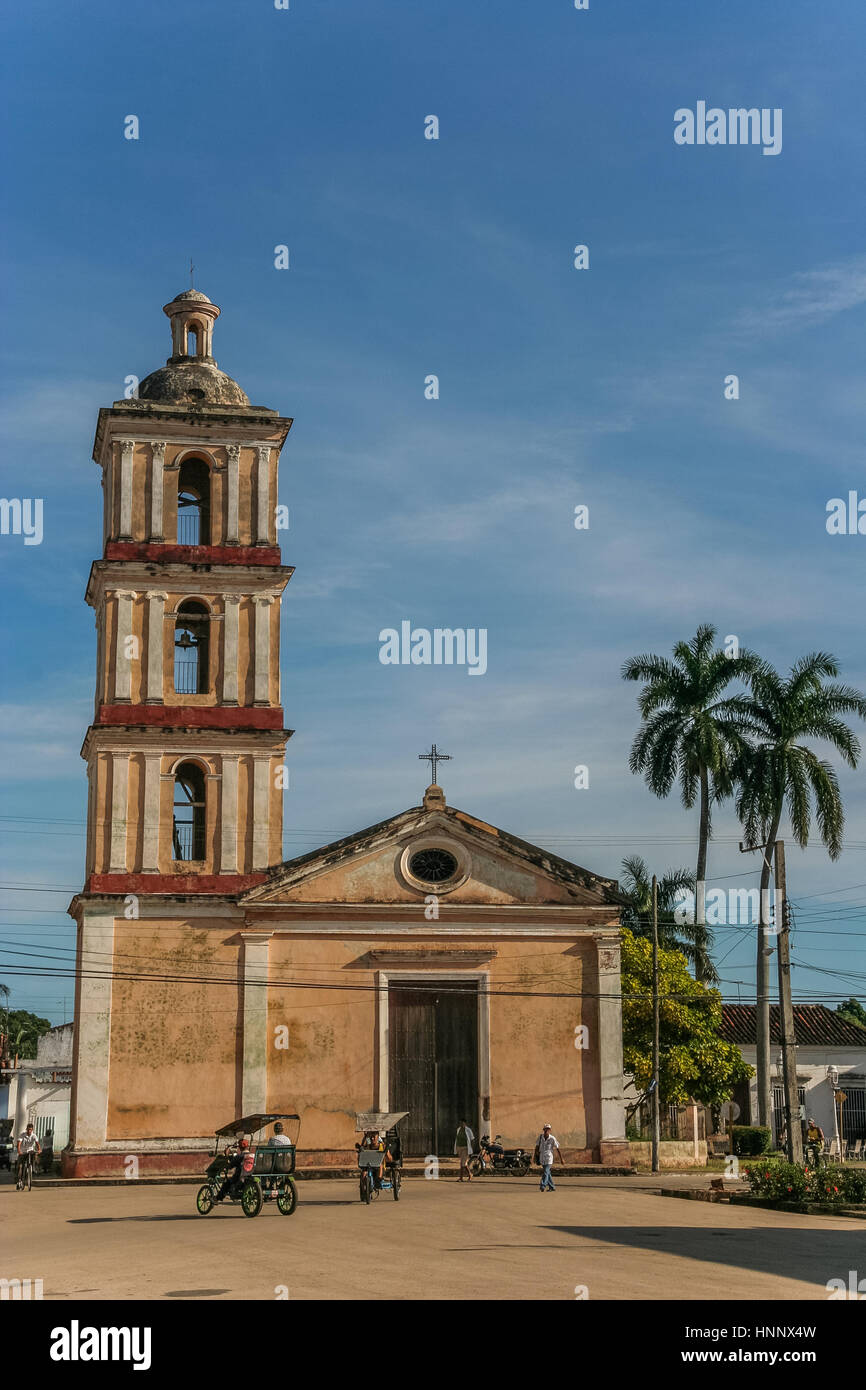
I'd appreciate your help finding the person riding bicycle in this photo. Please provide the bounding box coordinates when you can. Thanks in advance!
[16,1123,41,1186]
[805,1117,825,1165]
[214,1136,251,1202]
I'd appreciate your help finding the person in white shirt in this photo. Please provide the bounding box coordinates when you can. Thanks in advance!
[269,1122,293,1148]
[16,1123,41,1186]
[536,1123,562,1192]
[453,1120,476,1182]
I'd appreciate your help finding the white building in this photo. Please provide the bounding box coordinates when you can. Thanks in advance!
[1,1023,74,1151]
[720,1005,866,1153]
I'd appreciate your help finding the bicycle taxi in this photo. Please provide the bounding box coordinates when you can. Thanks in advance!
[355,1111,406,1204]
[196,1112,301,1218]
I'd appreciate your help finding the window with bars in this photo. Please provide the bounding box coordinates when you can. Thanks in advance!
[172,763,206,862]
[177,458,210,546]
[174,601,209,694]
[842,1088,866,1142]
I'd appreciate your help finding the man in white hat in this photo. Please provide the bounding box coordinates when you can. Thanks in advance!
[535,1123,562,1192]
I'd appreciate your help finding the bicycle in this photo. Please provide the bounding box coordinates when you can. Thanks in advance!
[16,1150,35,1192]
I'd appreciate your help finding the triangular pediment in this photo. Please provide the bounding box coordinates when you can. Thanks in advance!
[241,801,623,909]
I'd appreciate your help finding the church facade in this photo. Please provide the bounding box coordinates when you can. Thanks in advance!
[65,291,629,1175]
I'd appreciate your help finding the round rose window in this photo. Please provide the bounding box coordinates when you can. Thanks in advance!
[408,848,459,884]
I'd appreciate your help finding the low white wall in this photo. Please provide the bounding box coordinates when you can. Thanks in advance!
[629,1140,707,1169]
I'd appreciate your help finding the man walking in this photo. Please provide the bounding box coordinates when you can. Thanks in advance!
[535,1123,563,1192]
[454,1119,476,1181]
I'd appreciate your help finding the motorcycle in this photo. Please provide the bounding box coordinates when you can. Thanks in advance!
[467,1134,531,1178]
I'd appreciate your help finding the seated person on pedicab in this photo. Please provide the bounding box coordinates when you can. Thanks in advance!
[215,1136,252,1201]
[269,1121,293,1148]
[260,1121,293,1194]
[355,1129,392,1192]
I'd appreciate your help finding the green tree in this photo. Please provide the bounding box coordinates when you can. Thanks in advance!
[4,1009,52,1059]
[621,928,752,1105]
[735,653,866,1124]
[836,998,866,1031]
[619,855,718,985]
[622,625,759,979]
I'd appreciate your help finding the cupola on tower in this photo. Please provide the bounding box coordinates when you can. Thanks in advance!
[81,289,293,893]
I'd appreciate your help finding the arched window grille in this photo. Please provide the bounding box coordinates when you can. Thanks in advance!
[174,601,209,694]
[177,457,210,545]
[173,762,206,862]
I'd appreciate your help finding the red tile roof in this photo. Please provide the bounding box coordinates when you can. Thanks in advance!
[720,1004,866,1048]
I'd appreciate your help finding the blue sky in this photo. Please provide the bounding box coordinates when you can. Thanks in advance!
[2,0,866,1022]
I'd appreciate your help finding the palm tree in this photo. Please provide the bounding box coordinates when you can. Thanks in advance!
[622,625,759,979]
[736,652,866,1125]
[0,983,9,1060]
[619,855,718,984]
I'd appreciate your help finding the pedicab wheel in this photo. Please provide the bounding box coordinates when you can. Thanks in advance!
[25,1162,32,1192]
[196,1184,215,1215]
[466,1155,482,1178]
[392,1168,401,1201]
[241,1181,263,1218]
[277,1178,297,1215]
[359,1170,371,1205]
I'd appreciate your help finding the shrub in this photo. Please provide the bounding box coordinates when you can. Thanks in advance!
[743,1159,806,1203]
[743,1158,866,1207]
[840,1166,866,1203]
[731,1125,772,1156]
[806,1164,845,1205]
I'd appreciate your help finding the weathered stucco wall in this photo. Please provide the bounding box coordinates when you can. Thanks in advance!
[264,933,599,1155]
[107,917,242,1139]
[489,939,598,1150]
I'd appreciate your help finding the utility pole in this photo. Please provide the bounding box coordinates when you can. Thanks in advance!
[774,841,803,1163]
[651,874,660,1174]
[739,839,774,1128]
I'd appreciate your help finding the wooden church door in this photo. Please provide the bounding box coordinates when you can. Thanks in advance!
[388,980,479,1156]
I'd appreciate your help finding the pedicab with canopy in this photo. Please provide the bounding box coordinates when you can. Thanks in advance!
[355,1111,407,1204]
[195,1112,301,1218]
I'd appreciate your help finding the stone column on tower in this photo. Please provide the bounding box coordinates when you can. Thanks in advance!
[149,441,166,541]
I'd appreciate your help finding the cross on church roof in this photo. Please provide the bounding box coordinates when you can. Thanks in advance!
[419,743,451,785]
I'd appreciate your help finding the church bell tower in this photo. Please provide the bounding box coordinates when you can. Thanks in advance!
[81,288,293,893]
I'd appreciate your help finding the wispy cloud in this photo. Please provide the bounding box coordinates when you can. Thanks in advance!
[733,255,866,337]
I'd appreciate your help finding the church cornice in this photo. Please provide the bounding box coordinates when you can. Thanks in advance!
[85,560,292,607]
[92,406,292,465]
[241,903,619,928]
[80,724,291,760]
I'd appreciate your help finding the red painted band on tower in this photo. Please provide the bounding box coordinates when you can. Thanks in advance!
[105,542,284,567]
[96,705,284,729]
[85,872,269,896]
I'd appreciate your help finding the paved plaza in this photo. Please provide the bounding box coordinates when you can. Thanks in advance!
[1,1173,861,1301]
